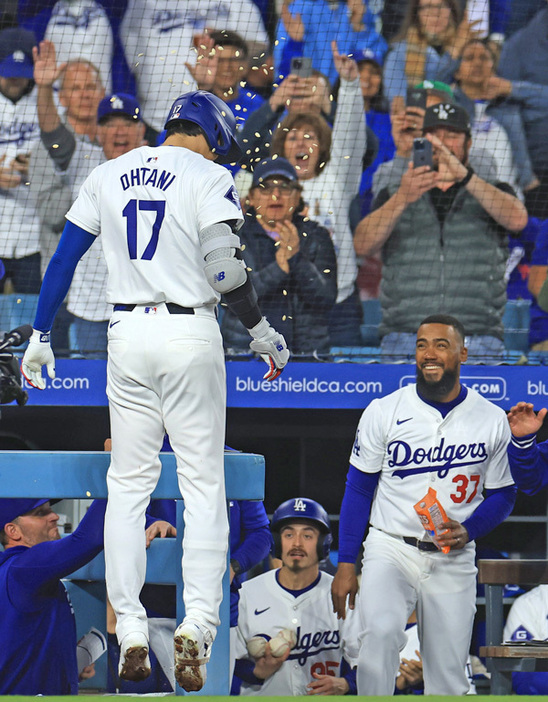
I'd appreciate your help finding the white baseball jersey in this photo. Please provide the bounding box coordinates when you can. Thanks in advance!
[504,585,548,642]
[0,89,41,258]
[350,384,514,539]
[64,139,110,321]
[120,0,268,131]
[65,144,243,306]
[45,0,114,92]
[234,569,359,696]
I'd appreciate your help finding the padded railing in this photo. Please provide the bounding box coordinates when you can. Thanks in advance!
[0,450,265,695]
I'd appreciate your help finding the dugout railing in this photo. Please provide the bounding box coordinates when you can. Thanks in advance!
[0,450,265,696]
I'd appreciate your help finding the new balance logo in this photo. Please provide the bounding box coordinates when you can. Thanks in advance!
[294,498,307,512]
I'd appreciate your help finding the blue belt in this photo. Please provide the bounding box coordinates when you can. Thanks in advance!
[113,303,194,314]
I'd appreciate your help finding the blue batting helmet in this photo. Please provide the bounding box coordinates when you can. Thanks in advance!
[271,497,332,560]
[164,90,242,165]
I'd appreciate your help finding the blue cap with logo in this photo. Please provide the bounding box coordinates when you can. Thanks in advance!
[252,157,298,187]
[0,498,50,531]
[0,28,36,79]
[350,47,384,67]
[97,93,142,124]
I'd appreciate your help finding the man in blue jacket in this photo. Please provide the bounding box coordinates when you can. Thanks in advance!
[0,497,106,695]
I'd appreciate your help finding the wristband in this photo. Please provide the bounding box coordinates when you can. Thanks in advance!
[230,558,242,576]
[459,166,475,188]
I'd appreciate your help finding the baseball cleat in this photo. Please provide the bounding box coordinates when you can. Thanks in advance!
[119,634,151,682]
[173,621,212,692]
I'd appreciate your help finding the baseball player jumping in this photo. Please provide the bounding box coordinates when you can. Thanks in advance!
[233,498,359,695]
[332,314,516,695]
[21,90,289,692]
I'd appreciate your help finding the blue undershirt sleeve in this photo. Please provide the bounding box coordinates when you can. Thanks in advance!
[461,485,517,542]
[338,465,379,564]
[507,433,548,495]
[234,658,264,685]
[34,221,98,332]
[8,500,106,610]
[340,658,357,694]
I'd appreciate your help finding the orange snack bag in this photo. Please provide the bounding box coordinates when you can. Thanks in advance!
[413,488,450,554]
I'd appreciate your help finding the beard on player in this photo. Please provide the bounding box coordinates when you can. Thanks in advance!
[416,364,459,401]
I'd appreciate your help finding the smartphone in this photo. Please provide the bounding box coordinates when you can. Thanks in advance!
[406,87,427,110]
[412,138,433,169]
[291,56,313,78]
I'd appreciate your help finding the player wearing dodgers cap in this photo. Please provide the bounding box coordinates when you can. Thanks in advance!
[21,90,289,692]
[233,498,359,696]
[332,314,516,695]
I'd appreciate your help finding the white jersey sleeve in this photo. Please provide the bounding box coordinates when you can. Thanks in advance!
[65,164,103,236]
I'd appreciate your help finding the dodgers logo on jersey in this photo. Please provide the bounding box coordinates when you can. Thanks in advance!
[388,437,488,479]
[290,626,341,666]
[224,185,241,210]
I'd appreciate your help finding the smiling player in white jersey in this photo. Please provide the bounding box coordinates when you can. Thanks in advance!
[233,498,359,696]
[21,90,289,693]
[332,313,516,696]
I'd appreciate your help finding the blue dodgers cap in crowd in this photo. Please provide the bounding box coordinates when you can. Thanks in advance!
[0,28,36,79]
[251,157,298,187]
[97,93,142,124]
[0,498,50,530]
[350,47,383,67]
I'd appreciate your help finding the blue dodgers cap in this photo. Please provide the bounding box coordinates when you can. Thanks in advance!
[97,93,142,124]
[349,47,383,67]
[0,28,36,79]
[0,498,50,530]
[251,157,298,187]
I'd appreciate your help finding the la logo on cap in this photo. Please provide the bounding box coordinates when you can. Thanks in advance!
[12,50,25,63]
[111,96,124,110]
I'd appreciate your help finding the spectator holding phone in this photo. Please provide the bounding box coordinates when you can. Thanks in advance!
[354,102,527,361]
[383,0,483,108]
[453,38,536,196]
[237,63,333,169]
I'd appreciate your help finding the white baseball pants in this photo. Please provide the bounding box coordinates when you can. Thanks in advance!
[103,304,229,644]
[356,527,477,695]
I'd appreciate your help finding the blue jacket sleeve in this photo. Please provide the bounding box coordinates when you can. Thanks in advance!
[461,485,517,541]
[34,221,97,332]
[231,501,272,575]
[338,465,379,564]
[507,433,548,495]
[8,500,106,610]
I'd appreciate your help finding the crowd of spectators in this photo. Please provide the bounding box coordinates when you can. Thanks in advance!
[0,0,547,361]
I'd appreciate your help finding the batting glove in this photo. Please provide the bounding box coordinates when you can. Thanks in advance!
[249,317,290,381]
[21,330,55,390]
